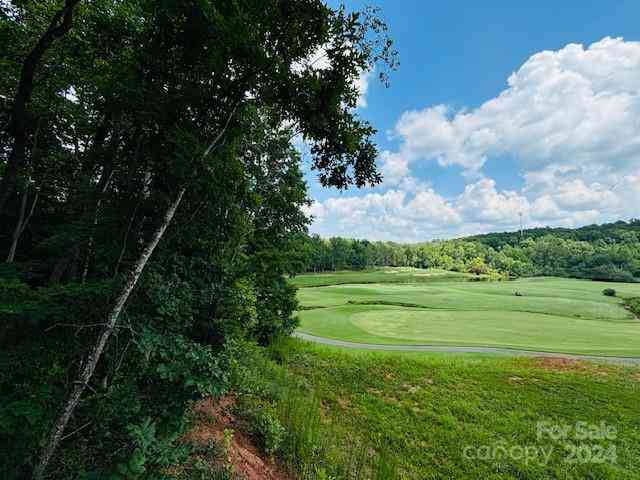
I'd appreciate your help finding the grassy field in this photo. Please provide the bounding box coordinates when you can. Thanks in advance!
[289,267,473,288]
[266,338,640,480]
[294,269,640,356]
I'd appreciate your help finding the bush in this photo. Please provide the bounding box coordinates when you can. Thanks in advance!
[626,297,640,318]
[106,418,189,480]
[237,399,285,456]
[603,288,616,297]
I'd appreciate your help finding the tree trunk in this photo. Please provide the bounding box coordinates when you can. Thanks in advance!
[32,187,186,480]
[0,0,81,213]
[6,187,28,263]
[50,124,118,283]
[113,169,151,278]
[6,187,38,263]
[81,168,115,282]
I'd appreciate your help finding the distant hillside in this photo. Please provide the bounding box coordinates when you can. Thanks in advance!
[296,219,640,283]
[468,219,640,249]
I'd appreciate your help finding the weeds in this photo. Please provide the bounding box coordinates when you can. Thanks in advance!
[233,336,400,479]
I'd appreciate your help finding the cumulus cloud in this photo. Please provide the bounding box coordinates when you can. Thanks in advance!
[302,201,327,223]
[378,151,409,186]
[387,37,640,175]
[307,187,459,241]
[407,189,461,225]
[308,173,640,241]
[307,37,640,240]
[455,179,529,224]
[354,69,372,108]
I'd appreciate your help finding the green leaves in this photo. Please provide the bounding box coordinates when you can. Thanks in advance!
[0,1,400,476]
[137,328,228,397]
[108,417,189,480]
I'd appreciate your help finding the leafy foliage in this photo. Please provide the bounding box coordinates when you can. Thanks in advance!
[293,220,640,282]
[625,297,640,318]
[0,0,396,477]
[237,399,286,456]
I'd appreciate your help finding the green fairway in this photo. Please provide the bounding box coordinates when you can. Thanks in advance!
[294,270,640,356]
[289,267,473,288]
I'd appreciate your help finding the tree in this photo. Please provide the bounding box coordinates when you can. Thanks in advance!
[1,1,397,476]
[467,256,488,276]
[0,0,81,213]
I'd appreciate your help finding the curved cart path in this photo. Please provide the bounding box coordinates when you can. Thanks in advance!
[294,332,640,366]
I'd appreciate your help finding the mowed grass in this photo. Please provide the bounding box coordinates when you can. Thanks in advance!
[294,271,640,356]
[271,338,640,479]
[290,267,472,288]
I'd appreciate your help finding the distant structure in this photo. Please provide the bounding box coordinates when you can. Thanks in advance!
[519,211,524,240]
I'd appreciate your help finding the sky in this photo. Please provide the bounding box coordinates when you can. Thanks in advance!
[302,0,640,242]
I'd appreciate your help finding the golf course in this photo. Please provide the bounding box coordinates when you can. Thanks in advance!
[292,269,640,357]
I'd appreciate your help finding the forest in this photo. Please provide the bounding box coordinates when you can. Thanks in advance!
[0,1,396,477]
[293,220,640,282]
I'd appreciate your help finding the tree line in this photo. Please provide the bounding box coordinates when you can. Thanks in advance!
[293,220,640,282]
[0,1,396,477]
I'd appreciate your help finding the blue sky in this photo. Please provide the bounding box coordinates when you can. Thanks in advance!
[303,0,640,241]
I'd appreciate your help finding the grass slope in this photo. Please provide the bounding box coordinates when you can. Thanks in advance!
[295,272,640,356]
[271,339,640,480]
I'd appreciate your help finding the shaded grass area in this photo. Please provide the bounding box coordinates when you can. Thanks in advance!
[167,339,401,480]
[266,338,640,480]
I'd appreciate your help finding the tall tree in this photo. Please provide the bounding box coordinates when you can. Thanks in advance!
[0,0,81,213]
[18,1,396,476]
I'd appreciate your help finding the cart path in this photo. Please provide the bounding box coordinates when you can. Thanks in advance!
[294,332,640,366]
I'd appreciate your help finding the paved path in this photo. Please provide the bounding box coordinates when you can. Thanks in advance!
[294,332,640,366]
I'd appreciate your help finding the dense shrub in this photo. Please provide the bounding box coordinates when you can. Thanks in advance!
[626,298,640,318]
[603,288,616,297]
[237,399,286,456]
[0,271,261,477]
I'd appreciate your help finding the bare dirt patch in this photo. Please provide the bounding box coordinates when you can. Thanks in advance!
[402,384,421,393]
[183,395,292,480]
[532,357,611,375]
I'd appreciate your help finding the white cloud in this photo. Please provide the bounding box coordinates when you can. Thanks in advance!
[309,188,459,241]
[302,201,326,223]
[378,151,409,186]
[551,179,619,210]
[455,178,529,224]
[406,189,461,223]
[307,37,640,241]
[387,36,640,175]
[354,69,372,108]
[308,173,640,241]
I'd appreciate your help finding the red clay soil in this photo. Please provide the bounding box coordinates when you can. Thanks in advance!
[183,395,293,480]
